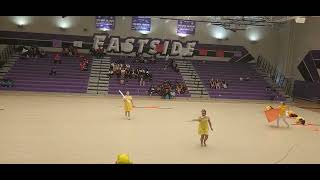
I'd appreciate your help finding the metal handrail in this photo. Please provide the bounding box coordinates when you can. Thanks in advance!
[256,55,293,97]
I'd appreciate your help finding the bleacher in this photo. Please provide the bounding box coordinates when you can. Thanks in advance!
[0,54,92,93]
[107,56,191,97]
[192,60,285,100]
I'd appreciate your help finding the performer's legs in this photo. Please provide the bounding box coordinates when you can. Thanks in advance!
[127,111,130,120]
[282,117,290,128]
[200,135,204,146]
[203,135,208,146]
[277,117,280,128]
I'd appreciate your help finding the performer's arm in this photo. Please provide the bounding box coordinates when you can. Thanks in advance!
[131,100,135,107]
[191,117,200,122]
[208,117,213,131]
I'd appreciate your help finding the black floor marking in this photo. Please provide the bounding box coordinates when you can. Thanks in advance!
[274,144,296,164]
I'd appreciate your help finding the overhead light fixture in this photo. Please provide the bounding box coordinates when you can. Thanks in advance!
[211,25,228,40]
[11,16,32,26]
[139,30,150,35]
[177,33,188,37]
[100,28,110,32]
[17,24,24,29]
[59,27,66,31]
[295,17,306,23]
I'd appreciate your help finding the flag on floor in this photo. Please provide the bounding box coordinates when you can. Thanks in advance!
[264,108,280,122]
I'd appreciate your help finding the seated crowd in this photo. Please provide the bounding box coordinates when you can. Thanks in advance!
[209,78,228,89]
[61,46,79,57]
[148,80,187,99]
[109,62,152,86]
[90,47,105,59]
[163,59,179,73]
[79,56,89,71]
[21,46,47,59]
[0,78,14,87]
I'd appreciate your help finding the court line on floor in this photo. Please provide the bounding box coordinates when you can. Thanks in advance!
[274,144,297,164]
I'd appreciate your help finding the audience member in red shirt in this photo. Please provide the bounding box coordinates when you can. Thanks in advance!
[53,53,61,64]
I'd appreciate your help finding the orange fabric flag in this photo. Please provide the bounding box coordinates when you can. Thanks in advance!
[264,108,280,122]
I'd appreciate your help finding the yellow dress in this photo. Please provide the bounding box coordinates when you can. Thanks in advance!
[124,95,133,112]
[198,116,209,135]
[278,105,287,117]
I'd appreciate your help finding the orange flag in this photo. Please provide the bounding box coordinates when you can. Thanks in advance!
[264,108,280,122]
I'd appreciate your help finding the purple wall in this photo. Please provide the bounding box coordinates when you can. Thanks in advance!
[302,52,320,82]
[293,80,320,100]
[0,31,93,43]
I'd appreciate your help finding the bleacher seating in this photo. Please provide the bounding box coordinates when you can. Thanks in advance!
[107,56,191,97]
[192,60,285,100]
[0,54,91,93]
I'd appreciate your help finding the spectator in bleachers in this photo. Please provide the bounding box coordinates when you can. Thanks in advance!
[68,46,73,56]
[163,88,172,99]
[222,80,228,89]
[80,57,89,71]
[0,78,14,87]
[210,78,215,89]
[139,73,145,86]
[209,78,227,90]
[21,46,30,59]
[180,82,187,94]
[148,85,156,96]
[53,53,61,64]
[108,69,114,77]
[39,48,47,58]
[49,66,57,76]
[121,68,126,77]
[74,47,79,56]
[62,47,69,56]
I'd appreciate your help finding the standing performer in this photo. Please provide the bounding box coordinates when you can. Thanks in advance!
[123,91,134,120]
[192,109,213,147]
[277,102,289,128]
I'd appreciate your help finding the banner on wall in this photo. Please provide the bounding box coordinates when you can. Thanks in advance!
[216,49,224,57]
[234,51,242,57]
[131,16,151,32]
[177,20,196,35]
[73,41,83,48]
[96,16,115,30]
[156,44,164,53]
[199,49,208,56]
[52,39,62,48]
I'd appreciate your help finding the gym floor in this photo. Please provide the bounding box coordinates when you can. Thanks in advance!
[0,92,320,164]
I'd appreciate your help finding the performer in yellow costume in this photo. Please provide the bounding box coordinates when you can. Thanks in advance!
[192,109,213,147]
[115,154,132,164]
[123,91,134,120]
[277,102,289,128]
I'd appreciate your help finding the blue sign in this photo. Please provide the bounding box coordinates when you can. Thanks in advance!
[177,20,196,35]
[96,16,115,30]
[131,16,151,32]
